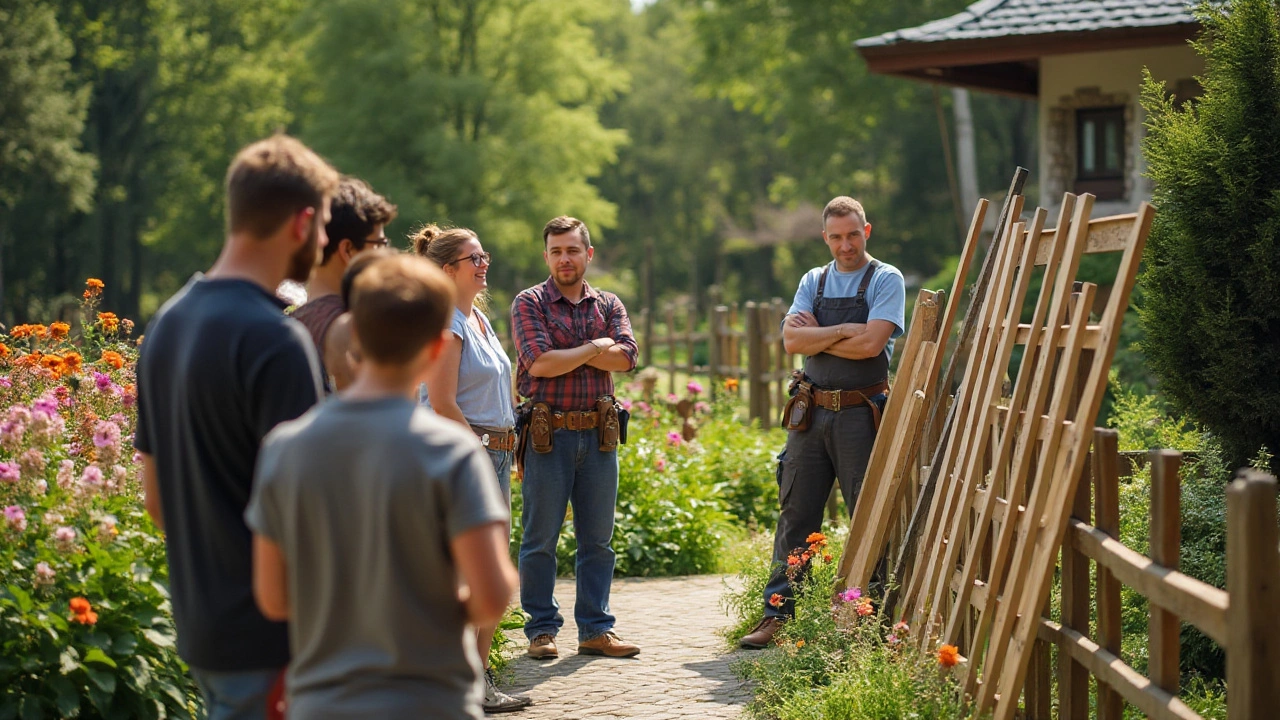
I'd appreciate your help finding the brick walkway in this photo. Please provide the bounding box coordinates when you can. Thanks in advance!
[501,575,751,719]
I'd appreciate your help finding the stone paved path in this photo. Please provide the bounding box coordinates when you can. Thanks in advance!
[501,575,752,719]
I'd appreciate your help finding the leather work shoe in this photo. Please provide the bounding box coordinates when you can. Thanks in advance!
[577,630,641,658]
[739,617,786,649]
[527,634,558,659]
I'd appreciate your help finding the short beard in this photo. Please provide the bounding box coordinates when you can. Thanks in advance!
[287,220,321,283]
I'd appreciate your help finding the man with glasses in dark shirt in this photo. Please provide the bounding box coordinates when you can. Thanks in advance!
[292,177,396,390]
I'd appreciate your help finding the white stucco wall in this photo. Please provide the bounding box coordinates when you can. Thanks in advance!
[1038,44,1203,217]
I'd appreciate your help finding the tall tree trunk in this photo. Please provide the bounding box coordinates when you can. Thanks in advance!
[952,88,979,216]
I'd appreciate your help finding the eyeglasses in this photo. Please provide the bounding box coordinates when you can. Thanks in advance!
[364,236,390,249]
[447,251,492,268]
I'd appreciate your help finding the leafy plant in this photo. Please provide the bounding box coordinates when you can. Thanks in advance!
[0,280,200,718]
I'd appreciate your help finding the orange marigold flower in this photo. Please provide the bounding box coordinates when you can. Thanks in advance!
[823,554,833,563]
[787,555,802,567]
[69,597,91,614]
[74,610,98,625]
[938,644,960,668]
[768,593,784,608]
[800,552,811,563]
[16,351,42,368]
[100,351,125,370]
[31,324,48,339]
[97,312,119,333]
[62,352,83,373]
[84,278,104,298]
[9,325,30,339]
[50,322,70,339]
[795,640,805,648]
[0,343,9,359]
[723,377,739,392]
[856,600,874,617]
[41,354,64,374]
[806,532,827,545]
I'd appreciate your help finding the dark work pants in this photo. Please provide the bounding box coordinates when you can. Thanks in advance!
[762,396,883,619]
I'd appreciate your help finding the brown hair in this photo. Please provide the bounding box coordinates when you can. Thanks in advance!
[348,254,455,364]
[410,224,488,312]
[340,246,395,309]
[822,196,868,227]
[321,177,398,264]
[542,216,590,247]
[225,135,340,238]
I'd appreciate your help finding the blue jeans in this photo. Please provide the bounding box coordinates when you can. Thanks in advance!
[519,427,618,641]
[485,448,513,505]
[190,666,281,720]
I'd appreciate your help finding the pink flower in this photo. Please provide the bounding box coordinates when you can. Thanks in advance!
[686,380,704,395]
[56,460,74,490]
[54,526,76,549]
[655,458,667,472]
[34,561,55,586]
[619,398,633,411]
[838,587,862,603]
[93,421,121,449]
[28,409,64,447]
[893,620,910,634]
[79,464,104,490]
[4,505,27,532]
[93,372,113,391]
[887,634,900,645]
[0,462,20,483]
[0,420,24,451]
[694,401,710,414]
[666,431,683,446]
[0,377,10,388]
[34,480,47,495]
[637,402,651,414]
[666,393,679,403]
[32,393,58,416]
[18,448,46,478]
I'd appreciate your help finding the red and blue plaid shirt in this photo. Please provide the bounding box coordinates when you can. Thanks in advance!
[511,278,638,411]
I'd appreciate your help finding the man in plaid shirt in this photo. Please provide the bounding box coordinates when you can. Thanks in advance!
[511,216,640,660]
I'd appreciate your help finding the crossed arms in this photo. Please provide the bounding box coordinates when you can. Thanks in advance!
[512,294,638,379]
[782,311,896,360]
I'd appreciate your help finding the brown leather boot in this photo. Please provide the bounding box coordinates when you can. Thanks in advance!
[527,634,558,659]
[577,631,640,658]
[739,617,785,649]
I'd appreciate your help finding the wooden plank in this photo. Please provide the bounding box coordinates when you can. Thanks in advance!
[1093,429,1126,720]
[1226,471,1280,718]
[1149,450,1182,695]
[988,202,1153,720]
[1037,619,1203,720]
[1034,213,1137,265]
[954,195,1082,695]
[906,204,1026,633]
[927,215,1040,639]
[975,191,1101,710]
[1058,456,1092,720]
[1015,323,1101,348]
[1066,519,1227,646]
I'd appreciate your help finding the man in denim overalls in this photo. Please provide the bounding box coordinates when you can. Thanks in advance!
[740,196,906,649]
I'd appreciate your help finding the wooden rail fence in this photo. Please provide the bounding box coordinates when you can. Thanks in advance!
[637,298,799,425]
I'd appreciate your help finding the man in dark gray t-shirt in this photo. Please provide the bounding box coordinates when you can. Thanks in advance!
[137,135,339,719]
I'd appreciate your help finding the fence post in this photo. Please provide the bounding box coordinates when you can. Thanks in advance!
[1057,444,1092,720]
[1148,449,1182,696]
[666,304,678,396]
[1227,469,1280,717]
[745,301,762,424]
[686,302,698,380]
[640,307,653,369]
[1092,429,1124,720]
[709,305,724,399]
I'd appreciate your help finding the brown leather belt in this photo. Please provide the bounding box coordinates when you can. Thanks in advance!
[550,410,599,431]
[472,426,516,452]
[811,380,889,430]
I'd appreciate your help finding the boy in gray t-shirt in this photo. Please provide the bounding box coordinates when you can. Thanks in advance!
[246,255,517,720]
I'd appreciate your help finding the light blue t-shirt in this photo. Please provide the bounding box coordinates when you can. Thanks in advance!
[421,307,515,429]
[786,259,907,358]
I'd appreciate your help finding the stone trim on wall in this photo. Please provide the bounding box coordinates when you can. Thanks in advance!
[1045,86,1135,202]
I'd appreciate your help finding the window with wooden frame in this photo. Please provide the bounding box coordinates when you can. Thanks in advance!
[1074,106,1125,200]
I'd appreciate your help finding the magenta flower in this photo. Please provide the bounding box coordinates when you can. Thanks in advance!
[0,377,10,388]
[637,401,652,414]
[619,398,633,411]
[93,372,112,392]
[666,431,683,446]
[655,458,667,472]
[4,505,26,532]
[0,420,24,451]
[838,587,862,603]
[0,462,20,483]
[686,380,704,395]
[32,393,58,416]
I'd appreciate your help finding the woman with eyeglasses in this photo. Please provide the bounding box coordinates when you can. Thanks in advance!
[411,224,530,714]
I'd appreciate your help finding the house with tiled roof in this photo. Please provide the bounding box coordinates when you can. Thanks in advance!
[858,0,1205,215]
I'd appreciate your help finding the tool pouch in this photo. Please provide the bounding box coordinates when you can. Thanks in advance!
[597,396,621,452]
[781,382,813,432]
[530,402,554,454]
[513,403,532,479]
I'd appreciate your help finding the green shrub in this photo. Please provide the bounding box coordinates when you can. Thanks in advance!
[1139,0,1280,473]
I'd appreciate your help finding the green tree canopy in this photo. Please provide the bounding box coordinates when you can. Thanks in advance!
[1139,0,1280,471]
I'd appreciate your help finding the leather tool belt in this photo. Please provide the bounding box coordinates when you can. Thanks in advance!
[550,410,599,431]
[812,379,889,430]
[471,426,516,452]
